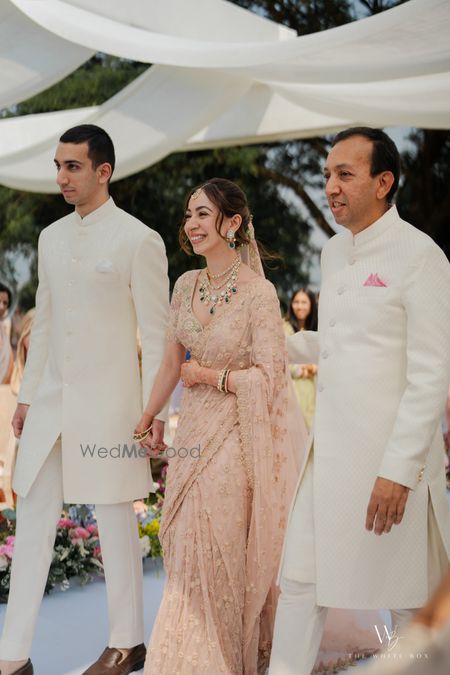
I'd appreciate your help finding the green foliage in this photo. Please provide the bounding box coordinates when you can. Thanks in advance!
[233,0,353,31]
[397,130,450,258]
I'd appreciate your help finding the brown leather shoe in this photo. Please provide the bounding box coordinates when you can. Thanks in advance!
[1,661,34,675]
[82,644,146,674]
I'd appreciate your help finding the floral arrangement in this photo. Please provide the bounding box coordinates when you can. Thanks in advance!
[134,464,166,560]
[0,465,166,603]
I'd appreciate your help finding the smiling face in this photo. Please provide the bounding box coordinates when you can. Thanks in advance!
[183,190,239,257]
[291,291,311,322]
[54,141,111,216]
[324,135,394,234]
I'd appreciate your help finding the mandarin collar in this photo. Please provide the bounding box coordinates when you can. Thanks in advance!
[73,197,116,227]
[352,205,398,247]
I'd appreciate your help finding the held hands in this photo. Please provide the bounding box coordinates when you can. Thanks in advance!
[12,403,30,439]
[180,358,204,388]
[365,476,410,535]
[133,414,167,458]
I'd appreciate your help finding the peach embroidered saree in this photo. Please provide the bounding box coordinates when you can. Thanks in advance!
[145,271,305,674]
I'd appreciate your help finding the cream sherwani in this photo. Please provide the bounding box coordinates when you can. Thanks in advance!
[13,197,169,502]
[270,207,450,674]
[0,197,170,660]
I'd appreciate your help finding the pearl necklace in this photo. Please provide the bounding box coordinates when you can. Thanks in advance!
[207,255,239,280]
[199,257,241,314]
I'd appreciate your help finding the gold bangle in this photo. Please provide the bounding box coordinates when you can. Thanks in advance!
[217,368,226,392]
[133,424,153,441]
[220,369,228,392]
[224,370,230,394]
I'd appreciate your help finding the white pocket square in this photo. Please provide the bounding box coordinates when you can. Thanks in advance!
[95,260,114,273]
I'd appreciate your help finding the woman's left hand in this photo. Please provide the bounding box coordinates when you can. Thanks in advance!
[180,358,204,387]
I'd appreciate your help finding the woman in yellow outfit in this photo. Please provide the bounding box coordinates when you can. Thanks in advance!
[284,288,318,430]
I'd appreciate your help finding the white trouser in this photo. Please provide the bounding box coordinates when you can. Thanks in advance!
[269,579,416,675]
[0,439,144,660]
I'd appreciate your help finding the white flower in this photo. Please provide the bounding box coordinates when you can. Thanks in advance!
[0,554,9,571]
[140,535,150,557]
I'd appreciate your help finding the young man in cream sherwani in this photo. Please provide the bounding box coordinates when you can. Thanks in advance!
[269,127,450,674]
[0,125,170,675]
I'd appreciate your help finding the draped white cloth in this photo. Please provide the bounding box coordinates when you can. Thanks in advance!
[0,0,449,193]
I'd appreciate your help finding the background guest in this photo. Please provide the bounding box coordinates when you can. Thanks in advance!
[0,283,17,508]
[284,288,318,430]
[0,282,13,385]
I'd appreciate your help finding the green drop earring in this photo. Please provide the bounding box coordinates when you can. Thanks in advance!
[227,229,236,249]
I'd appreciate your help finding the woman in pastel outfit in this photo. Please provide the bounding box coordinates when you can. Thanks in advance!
[0,309,36,509]
[0,283,16,509]
[135,178,307,674]
[0,283,13,385]
[283,288,318,431]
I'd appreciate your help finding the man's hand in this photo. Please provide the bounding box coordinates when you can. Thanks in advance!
[12,403,30,439]
[138,418,166,458]
[365,476,410,535]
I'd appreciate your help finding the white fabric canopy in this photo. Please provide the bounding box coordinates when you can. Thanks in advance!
[0,0,449,193]
[0,0,292,108]
[9,0,448,79]
[0,0,91,109]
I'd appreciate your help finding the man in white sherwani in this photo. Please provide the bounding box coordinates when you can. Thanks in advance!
[0,125,169,675]
[269,127,450,674]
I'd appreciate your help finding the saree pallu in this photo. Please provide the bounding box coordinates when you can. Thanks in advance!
[146,271,306,674]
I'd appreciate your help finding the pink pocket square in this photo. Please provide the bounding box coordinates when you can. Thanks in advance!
[363,273,387,287]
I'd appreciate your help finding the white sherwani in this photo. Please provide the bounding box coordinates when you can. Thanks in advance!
[13,197,169,504]
[285,206,450,609]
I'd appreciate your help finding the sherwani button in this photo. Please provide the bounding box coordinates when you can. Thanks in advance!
[71,257,77,263]
[329,319,336,327]
[337,287,345,295]
[318,384,324,392]
[322,350,329,359]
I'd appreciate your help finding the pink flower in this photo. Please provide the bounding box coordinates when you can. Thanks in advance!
[58,518,76,529]
[92,545,102,559]
[0,544,14,559]
[86,524,98,535]
[133,500,148,515]
[5,536,15,546]
[70,527,90,541]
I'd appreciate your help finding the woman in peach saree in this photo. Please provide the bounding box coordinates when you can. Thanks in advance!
[135,178,381,674]
[135,178,306,674]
